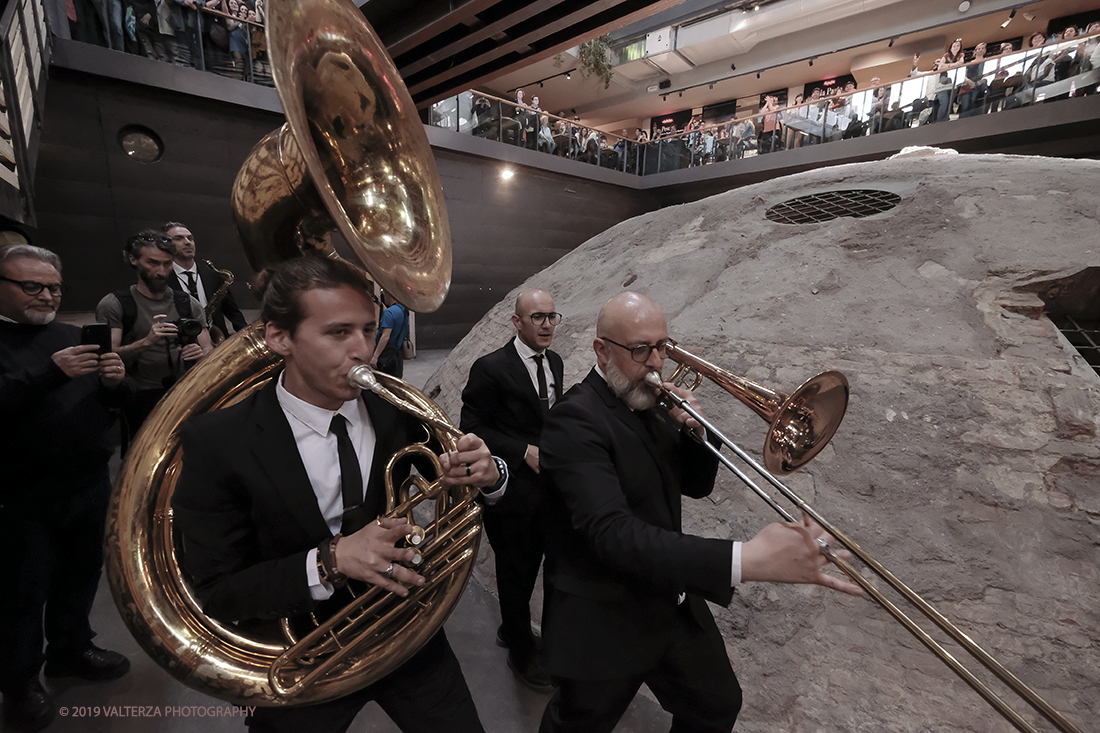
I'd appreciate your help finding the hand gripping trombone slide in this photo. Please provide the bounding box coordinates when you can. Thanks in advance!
[643,343,1082,733]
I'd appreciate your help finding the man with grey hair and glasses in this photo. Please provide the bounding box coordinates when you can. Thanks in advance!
[0,243,134,732]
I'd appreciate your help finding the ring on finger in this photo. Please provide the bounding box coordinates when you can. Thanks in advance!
[465,463,471,477]
[385,563,394,579]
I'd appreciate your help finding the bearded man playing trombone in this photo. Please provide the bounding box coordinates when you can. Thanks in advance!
[537,292,862,733]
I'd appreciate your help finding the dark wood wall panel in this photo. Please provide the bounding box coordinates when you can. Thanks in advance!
[421,148,651,347]
[34,69,282,313]
[31,71,653,349]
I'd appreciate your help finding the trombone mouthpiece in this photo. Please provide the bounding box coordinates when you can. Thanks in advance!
[644,371,664,389]
[347,365,383,394]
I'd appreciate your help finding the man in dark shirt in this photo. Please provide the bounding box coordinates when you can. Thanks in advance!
[0,244,135,732]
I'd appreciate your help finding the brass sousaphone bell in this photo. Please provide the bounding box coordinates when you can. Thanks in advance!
[106,0,480,706]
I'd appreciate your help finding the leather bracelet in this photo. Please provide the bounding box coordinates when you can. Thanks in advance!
[318,534,347,589]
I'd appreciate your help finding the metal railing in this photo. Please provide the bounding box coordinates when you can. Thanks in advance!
[429,31,1100,176]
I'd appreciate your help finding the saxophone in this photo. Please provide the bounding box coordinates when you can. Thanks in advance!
[202,258,234,345]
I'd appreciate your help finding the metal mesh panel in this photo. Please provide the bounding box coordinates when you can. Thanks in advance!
[1051,314,1100,377]
[766,189,901,224]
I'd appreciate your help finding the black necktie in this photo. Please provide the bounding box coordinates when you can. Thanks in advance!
[184,270,199,300]
[330,415,367,534]
[534,354,549,415]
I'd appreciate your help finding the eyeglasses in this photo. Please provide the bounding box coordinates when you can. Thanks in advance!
[524,312,562,326]
[601,336,675,363]
[0,276,68,296]
[136,233,171,244]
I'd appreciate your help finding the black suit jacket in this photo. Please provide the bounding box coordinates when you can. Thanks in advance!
[172,378,426,623]
[539,368,734,679]
[170,260,248,338]
[459,338,563,516]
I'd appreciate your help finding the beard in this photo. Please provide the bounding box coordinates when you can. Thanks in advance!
[23,307,56,325]
[139,269,168,293]
[605,358,659,411]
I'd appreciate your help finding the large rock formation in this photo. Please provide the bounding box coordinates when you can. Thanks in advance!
[427,152,1100,732]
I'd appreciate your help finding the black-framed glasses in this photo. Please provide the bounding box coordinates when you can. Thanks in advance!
[525,312,562,326]
[0,276,67,296]
[601,336,675,363]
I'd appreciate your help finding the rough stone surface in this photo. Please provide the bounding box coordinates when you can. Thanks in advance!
[426,153,1100,732]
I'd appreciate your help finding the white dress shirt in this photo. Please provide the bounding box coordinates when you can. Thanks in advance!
[173,261,208,309]
[276,373,376,601]
[512,335,556,409]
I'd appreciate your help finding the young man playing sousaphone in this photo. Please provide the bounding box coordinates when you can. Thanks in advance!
[172,255,508,733]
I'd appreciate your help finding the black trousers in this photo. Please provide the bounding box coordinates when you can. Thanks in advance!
[247,630,484,733]
[483,506,545,660]
[0,469,112,690]
[539,605,741,733]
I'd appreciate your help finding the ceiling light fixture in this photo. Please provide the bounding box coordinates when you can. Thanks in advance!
[1000,8,1016,28]
[756,72,761,79]
[809,58,814,66]
[730,63,736,71]
[888,37,895,47]
[500,168,514,180]
[565,71,571,79]
[678,91,683,97]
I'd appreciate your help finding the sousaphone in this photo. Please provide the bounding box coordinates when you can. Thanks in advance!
[106,0,478,705]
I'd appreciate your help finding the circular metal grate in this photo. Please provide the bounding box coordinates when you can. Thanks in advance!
[766,189,901,224]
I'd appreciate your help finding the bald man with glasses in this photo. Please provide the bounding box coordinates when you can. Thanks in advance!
[460,288,565,692]
[536,292,862,733]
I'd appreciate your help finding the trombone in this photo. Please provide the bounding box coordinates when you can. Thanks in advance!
[645,343,1083,733]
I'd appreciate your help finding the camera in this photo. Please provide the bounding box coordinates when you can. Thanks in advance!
[172,317,204,346]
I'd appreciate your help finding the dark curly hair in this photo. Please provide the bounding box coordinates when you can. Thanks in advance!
[257,254,377,334]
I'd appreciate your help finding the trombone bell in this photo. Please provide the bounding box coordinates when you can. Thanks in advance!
[664,343,848,474]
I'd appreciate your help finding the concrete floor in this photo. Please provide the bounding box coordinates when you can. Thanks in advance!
[11,351,671,733]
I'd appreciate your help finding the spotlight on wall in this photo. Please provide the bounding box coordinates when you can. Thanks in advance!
[809,58,814,66]
[662,94,667,101]
[888,37,895,47]
[678,91,683,97]
[500,168,514,180]
[756,72,761,79]
[565,71,571,79]
[1000,8,1016,28]
[958,1,970,12]
[539,82,544,88]
[709,83,714,90]
[730,63,736,71]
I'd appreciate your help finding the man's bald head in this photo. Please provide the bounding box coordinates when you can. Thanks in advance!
[512,288,558,352]
[515,288,551,315]
[596,292,665,342]
[594,292,669,410]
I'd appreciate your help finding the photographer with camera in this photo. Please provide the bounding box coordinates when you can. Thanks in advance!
[95,230,212,441]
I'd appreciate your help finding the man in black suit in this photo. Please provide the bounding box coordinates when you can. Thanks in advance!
[164,221,248,340]
[537,292,862,733]
[460,288,564,692]
[172,256,507,733]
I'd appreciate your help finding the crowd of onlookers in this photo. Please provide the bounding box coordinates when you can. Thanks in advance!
[433,22,1100,174]
[66,0,270,83]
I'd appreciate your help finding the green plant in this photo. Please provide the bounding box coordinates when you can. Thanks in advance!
[578,34,614,89]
